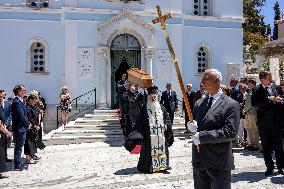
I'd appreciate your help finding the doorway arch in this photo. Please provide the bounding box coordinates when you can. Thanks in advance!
[111,33,141,107]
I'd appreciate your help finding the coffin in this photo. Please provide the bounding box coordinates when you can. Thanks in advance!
[127,68,153,88]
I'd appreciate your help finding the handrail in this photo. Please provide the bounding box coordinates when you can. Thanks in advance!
[56,88,97,128]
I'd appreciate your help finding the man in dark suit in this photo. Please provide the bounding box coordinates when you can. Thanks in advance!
[229,78,243,103]
[0,90,12,162]
[251,71,284,176]
[193,82,206,103]
[187,69,240,189]
[182,84,195,133]
[160,83,178,124]
[11,84,32,171]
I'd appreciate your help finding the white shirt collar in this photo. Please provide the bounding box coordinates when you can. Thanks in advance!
[16,96,24,103]
[209,90,223,100]
[262,83,272,89]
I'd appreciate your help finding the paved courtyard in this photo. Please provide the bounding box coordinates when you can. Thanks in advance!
[1,137,284,189]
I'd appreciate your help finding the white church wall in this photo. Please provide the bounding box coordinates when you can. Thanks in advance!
[0,19,64,104]
[182,0,193,15]
[77,22,100,101]
[182,26,243,90]
[214,0,243,17]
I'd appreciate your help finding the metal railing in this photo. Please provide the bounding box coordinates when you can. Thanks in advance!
[56,88,97,128]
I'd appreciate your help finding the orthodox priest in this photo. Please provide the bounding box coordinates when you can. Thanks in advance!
[135,86,174,173]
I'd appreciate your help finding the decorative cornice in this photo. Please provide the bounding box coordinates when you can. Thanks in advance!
[145,48,154,58]
[97,47,108,58]
[183,15,244,23]
[97,7,154,35]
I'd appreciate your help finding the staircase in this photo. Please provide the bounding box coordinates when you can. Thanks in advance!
[44,109,188,146]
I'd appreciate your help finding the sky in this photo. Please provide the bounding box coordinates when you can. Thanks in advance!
[261,0,284,28]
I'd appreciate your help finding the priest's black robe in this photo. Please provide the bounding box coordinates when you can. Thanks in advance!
[135,104,174,173]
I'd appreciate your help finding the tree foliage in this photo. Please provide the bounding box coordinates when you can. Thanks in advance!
[243,0,268,59]
[273,1,281,40]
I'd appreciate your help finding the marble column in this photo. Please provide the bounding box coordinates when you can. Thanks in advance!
[269,57,280,85]
[144,48,154,77]
[97,47,109,109]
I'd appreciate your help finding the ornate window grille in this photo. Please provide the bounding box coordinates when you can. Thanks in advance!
[26,0,49,8]
[30,42,46,73]
[111,34,140,50]
[197,46,209,73]
[193,0,212,16]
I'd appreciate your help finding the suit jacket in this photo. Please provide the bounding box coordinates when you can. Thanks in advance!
[251,83,282,128]
[192,93,240,170]
[11,97,30,133]
[182,91,195,120]
[230,87,243,103]
[160,90,178,113]
[2,101,12,126]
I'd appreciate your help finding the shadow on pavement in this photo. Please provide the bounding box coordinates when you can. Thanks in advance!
[232,171,267,183]
[270,176,284,185]
[233,148,263,159]
[114,167,141,175]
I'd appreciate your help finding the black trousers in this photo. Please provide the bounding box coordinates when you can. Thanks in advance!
[193,166,231,189]
[168,111,174,124]
[258,125,284,170]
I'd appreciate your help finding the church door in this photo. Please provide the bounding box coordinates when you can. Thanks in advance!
[110,34,141,108]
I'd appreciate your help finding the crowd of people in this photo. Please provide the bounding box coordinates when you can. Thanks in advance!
[117,69,284,188]
[0,85,46,179]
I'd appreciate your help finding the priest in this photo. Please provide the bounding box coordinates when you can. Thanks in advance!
[135,85,174,173]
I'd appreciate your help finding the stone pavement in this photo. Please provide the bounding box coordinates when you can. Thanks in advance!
[1,137,284,189]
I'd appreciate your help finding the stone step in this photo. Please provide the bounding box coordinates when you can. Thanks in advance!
[84,114,119,119]
[44,136,124,146]
[65,125,121,131]
[52,130,123,137]
[74,118,120,125]
[93,109,118,114]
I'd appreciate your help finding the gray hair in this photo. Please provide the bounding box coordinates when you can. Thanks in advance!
[205,68,222,83]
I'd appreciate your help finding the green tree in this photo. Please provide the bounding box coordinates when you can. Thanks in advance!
[273,2,281,40]
[243,0,268,60]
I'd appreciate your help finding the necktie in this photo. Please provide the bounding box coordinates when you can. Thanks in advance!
[205,97,214,114]
[265,87,272,96]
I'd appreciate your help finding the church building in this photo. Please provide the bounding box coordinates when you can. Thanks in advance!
[0,0,243,123]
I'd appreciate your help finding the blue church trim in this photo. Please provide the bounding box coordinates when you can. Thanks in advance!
[184,19,242,29]
[0,12,61,21]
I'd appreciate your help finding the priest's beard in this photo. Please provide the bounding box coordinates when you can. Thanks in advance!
[147,99,161,113]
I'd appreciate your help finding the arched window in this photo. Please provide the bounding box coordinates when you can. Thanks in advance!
[193,0,212,16]
[197,46,210,73]
[29,40,47,73]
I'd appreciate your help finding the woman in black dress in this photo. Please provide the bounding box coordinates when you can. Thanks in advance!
[60,86,72,126]
[0,121,11,179]
[24,95,40,164]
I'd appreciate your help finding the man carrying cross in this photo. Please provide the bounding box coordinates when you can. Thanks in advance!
[153,6,240,188]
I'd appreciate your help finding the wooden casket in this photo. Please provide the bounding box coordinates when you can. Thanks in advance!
[127,68,153,88]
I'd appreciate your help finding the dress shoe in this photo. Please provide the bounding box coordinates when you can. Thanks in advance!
[5,158,13,162]
[0,174,8,179]
[184,131,189,134]
[278,169,284,175]
[264,169,274,176]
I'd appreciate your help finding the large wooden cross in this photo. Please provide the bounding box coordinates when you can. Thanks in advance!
[152,5,194,124]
